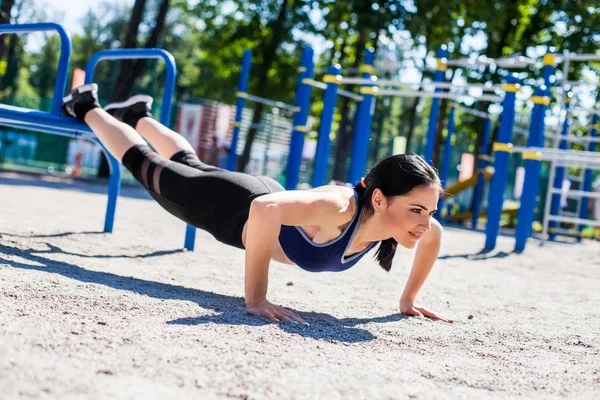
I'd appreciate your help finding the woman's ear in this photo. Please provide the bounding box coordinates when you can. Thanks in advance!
[371,188,388,212]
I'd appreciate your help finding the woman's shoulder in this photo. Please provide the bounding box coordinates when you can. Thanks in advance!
[308,185,357,215]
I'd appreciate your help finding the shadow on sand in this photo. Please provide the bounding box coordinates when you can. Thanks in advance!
[0,239,420,344]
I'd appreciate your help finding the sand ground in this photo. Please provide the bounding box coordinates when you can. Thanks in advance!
[1,171,599,400]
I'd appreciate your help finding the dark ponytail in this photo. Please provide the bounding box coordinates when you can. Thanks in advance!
[353,153,442,272]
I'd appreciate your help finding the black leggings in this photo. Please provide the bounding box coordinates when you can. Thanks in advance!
[122,144,285,249]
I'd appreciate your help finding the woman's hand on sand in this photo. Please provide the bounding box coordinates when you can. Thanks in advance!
[246,299,306,324]
[400,300,453,323]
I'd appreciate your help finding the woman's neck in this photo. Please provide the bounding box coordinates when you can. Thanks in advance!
[353,211,389,245]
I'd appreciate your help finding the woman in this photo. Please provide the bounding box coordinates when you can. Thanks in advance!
[62,84,452,325]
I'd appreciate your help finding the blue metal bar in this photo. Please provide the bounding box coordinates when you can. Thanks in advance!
[423,45,447,164]
[0,22,71,115]
[84,48,176,126]
[285,47,314,190]
[348,48,376,184]
[514,86,548,252]
[228,49,252,171]
[549,95,573,235]
[312,64,341,187]
[485,74,519,250]
[471,115,493,229]
[542,51,555,89]
[84,48,187,246]
[578,114,599,232]
[437,102,456,219]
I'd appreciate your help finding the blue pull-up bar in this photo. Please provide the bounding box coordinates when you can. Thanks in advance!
[0,22,71,115]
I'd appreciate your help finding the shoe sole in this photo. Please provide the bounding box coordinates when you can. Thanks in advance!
[104,94,153,111]
[62,83,98,103]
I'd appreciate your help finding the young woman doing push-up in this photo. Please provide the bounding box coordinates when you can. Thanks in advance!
[61,84,452,325]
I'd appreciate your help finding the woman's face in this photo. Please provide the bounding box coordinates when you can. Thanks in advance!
[375,185,440,249]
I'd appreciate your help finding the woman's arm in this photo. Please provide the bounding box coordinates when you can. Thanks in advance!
[399,218,453,323]
[244,189,353,323]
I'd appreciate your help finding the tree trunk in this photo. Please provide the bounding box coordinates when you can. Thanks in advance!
[110,0,170,102]
[237,0,289,172]
[331,29,366,181]
[404,29,431,152]
[432,97,449,169]
[99,0,170,178]
[0,0,15,59]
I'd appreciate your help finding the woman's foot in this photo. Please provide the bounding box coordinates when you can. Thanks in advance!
[62,84,101,121]
[104,95,153,128]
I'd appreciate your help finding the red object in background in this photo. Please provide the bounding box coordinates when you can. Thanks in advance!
[458,153,475,182]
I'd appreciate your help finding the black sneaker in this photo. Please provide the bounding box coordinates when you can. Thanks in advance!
[104,94,153,128]
[62,83,101,121]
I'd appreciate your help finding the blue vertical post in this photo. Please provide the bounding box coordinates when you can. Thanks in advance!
[549,93,573,235]
[578,114,599,232]
[227,49,252,171]
[423,45,448,164]
[471,115,493,229]
[542,51,555,89]
[514,86,549,251]
[312,64,341,187]
[437,102,456,219]
[484,74,520,250]
[348,48,376,184]
[285,47,314,190]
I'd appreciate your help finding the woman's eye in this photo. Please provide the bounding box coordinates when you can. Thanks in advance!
[411,208,421,214]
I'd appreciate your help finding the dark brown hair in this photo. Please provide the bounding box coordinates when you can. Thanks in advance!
[353,153,442,272]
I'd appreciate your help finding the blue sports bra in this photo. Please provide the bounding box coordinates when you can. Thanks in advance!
[278,191,379,273]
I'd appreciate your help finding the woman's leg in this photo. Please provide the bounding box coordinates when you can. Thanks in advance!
[104,95,196,159]
[84,109,147,161]
[134,117,196,159]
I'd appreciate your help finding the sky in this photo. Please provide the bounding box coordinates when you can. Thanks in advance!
[44,0,134,36]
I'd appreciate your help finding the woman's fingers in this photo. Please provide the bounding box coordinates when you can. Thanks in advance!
[417,307,453,323]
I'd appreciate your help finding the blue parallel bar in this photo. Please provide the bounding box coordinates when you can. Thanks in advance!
[423,45,447,165]
[312,64,341,187]
[84,48,176,126]
[549,94,573,236]
[84,48,188,246]
[578,114,599,232]
[437,102,456,219]
[0,22,71,115]
[285,47,314,190]
[471,116,493,229]
[514,86,549,252]
[347,48,376,185]
[228,49,252,172]
[484,74,520,250]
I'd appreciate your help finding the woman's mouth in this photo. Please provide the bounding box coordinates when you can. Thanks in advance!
[409,232,421,241]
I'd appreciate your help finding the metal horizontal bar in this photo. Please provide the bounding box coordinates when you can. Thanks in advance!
[455,104,490,119]
[244,94,299,112]
[339,78,502,92]
[247,123,293,132]
[561,54,600,62]
[512,146,600,158]
[337,89,363,101]
[302,78,327,90]
[513,126,529,136]
[376,89,503,102]
[550,188,600,199]
[0,118,96,141]
[547,215,600,227]
[551,135,600,144]
[339,77,378,85]
[0,104,94,134]
[549,227,584,237]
